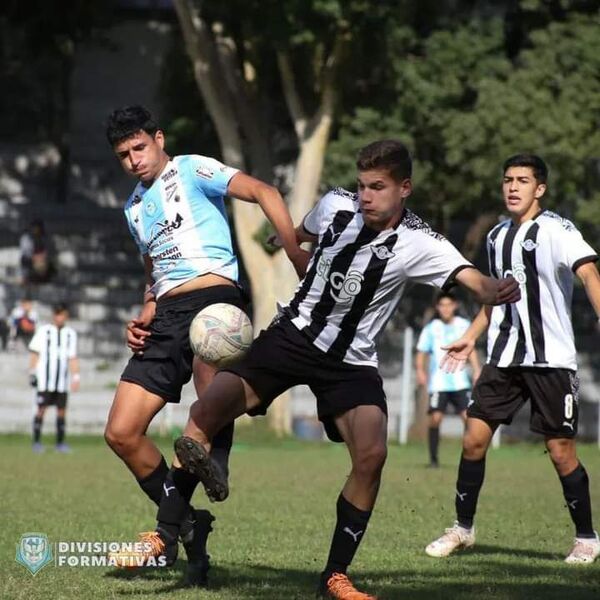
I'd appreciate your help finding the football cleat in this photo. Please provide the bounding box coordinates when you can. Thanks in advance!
[565,532,600,564]
[174,436,229,502]
[317,573,377,600]
[108,529,177,568]
[425,521,475,557]
[181,509,215,586]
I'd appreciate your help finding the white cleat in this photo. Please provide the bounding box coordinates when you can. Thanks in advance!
[425,521,475,557]
[565,532,600,565]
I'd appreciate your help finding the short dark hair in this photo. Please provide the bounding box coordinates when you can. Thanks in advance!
[503,154,548,184]
[436,291,456,303]
[356,140,412,182]
[53,303,69,315]
[106,105,159,146]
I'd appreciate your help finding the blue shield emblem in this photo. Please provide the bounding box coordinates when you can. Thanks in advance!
[15,532,53,575]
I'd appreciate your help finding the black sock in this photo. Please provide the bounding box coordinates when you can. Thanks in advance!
[428,427,439,464]
[323,494,372,581]
[455,455,486,529]
[210,421,234,478]
[33,416,42,443]
[560,463,595,538]
[56,416,65,445]
[156,468,200,539]
[136,456,169,506]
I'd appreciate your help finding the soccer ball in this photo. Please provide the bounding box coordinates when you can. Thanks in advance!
[189,303,253,367]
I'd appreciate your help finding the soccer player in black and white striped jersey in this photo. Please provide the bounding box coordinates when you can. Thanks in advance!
[145,140,520,599]
[426,154,600,565]
[28,303,79,453]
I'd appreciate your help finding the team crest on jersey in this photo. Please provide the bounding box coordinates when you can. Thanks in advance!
[196,165,214,179]
[371,245,395,260]
[520,239,538,251]
[145,200,157,216]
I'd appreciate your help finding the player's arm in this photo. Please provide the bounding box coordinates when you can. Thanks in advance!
[575,261,600,322]
[440,307,491,373]
[28,351,39,387]
[227,173,310,278]
[454,267,520,306]
[415,351,429,388]
[467,345,482,383]
[126,254,155,353]
[69,357,80,392]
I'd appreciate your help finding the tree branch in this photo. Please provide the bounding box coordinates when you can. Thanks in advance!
[276,50,308,140]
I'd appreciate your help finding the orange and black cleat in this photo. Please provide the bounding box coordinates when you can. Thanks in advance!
[108,530,178,568]
[318,572,377,600]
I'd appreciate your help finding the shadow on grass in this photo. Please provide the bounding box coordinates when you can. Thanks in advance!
[104,558,600,599]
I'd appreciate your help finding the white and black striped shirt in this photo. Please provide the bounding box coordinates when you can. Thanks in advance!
[486,210,597,370]
[281,188,473,367]
[29,324,78,392]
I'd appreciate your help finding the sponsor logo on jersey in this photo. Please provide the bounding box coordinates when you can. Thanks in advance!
[504,263,527,286]
[161,168,177,183]
[329,270,364,303]
[148,213,184,247]
[196,165,214,179]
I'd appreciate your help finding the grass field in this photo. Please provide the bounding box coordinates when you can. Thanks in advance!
[2,427,600,599]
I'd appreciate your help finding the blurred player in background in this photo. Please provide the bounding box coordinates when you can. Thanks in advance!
[416,292,481,467]
[103,105,307,584]
[426,154,600,565]
[139,140,520,600]
[28,303,79,453]
[9,297,38,350]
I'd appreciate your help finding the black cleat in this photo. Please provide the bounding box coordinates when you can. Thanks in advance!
[181,509,215,587]
[174,436,229,502]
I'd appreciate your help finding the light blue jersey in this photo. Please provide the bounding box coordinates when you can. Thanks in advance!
[417,317,471,393]
[124,155,239,298]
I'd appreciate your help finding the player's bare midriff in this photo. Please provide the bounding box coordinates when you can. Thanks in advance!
[162,273,235,299]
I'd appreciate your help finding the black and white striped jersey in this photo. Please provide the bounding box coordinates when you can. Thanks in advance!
[28,324,78,392]
[281,188,473,367]
[485,210,597,370]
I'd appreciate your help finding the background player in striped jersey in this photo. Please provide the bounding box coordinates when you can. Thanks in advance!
[426,154,600,564]
[416,292,481,467]
[28,303,79,453]
[103,105,307,583]
[142,140,520,599]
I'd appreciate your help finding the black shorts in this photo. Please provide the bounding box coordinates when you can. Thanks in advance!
[428,390,470,415]
[36,391,68,409]
[223,317,387,442]
[121,285,249,403]
[467,365,580,438]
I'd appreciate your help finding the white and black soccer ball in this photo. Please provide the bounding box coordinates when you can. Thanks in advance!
[189,303,253,367]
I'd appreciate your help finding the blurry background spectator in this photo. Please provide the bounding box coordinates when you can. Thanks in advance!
[19,219,55,286]
[9,297,38,351]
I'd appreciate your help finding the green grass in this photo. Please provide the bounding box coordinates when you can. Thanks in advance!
[2,430,600,599]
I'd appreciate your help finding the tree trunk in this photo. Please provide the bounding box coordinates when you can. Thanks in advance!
[172,1,341,435]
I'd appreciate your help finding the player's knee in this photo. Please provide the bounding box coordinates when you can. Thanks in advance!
[354,443,387,477]
[462,435,487,460]
[104,424,137,456]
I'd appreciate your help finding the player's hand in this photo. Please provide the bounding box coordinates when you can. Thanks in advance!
[440,337,475,373]
[416,369,427,387]
[267,233,282,249]
[126,318,151,353]
[495,276,520,304]
[287,247,311,279]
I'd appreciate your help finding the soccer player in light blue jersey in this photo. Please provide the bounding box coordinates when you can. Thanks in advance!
[416,292,481,467]
[103,105,308,583]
